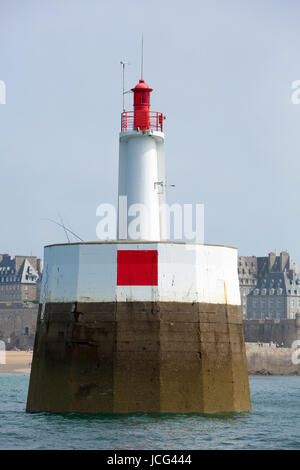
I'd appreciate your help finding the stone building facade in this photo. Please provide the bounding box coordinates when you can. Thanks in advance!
[0,254,43,302]
[0,302,38,349]
[238,256,257,318]
[243,314,300,347]
[240,251,300,320]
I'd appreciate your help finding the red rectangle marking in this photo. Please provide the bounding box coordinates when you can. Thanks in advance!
[117,250,158,286]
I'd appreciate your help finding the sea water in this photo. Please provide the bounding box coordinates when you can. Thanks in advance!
[0,375,299,450]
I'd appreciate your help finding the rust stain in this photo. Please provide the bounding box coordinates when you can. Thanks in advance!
[224,281,228,305]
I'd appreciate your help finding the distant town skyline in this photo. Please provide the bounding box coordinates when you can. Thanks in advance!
[1,0,300,263]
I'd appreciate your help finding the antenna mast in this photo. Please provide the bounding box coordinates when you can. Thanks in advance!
[43,218,84,242]
[120,60,130,112]
[58,212,70,243]
[141,33,144,79]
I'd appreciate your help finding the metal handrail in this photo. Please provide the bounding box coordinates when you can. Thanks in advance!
[121,111,164,132]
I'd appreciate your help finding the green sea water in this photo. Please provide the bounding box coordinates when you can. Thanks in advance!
[0,375,299,449]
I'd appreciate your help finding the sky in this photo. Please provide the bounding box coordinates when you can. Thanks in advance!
[1,0,300,262]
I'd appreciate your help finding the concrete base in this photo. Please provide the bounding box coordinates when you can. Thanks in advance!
[26,301,251,414]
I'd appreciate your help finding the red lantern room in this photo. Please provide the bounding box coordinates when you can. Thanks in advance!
[131,79,153,131]
[120,77,164,133]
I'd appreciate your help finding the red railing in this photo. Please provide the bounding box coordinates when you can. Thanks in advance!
[121,111,164,132]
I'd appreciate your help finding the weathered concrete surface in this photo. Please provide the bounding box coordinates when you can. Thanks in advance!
[246,343,300,375]
[26,302,251,414]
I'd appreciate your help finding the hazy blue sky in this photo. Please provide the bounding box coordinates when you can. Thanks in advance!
[1,0,300,262]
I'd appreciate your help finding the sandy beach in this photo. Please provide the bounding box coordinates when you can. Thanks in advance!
[0,351,33,375]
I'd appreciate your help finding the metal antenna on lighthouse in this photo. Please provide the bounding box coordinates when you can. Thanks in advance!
[141,33,144,79]
[120,60,130,112]
[42,218,84,242]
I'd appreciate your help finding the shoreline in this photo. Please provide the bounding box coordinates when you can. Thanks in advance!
[0,351,32,375]
[246,342,300,376]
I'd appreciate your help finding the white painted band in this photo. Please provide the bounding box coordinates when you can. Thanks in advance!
[40,242,241,306]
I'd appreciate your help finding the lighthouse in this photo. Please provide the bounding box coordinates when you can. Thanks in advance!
[26,68,251,414]
[118,78,166,241]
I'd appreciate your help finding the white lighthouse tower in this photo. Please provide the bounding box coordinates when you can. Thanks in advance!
[118,78,166,240]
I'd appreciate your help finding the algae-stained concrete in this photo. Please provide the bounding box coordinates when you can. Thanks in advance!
[26,301,251,414]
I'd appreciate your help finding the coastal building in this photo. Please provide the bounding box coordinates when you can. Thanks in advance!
[0,254,43,302]
[239,251,300,320]
[0,302,38,349]
[238,256,257,318]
